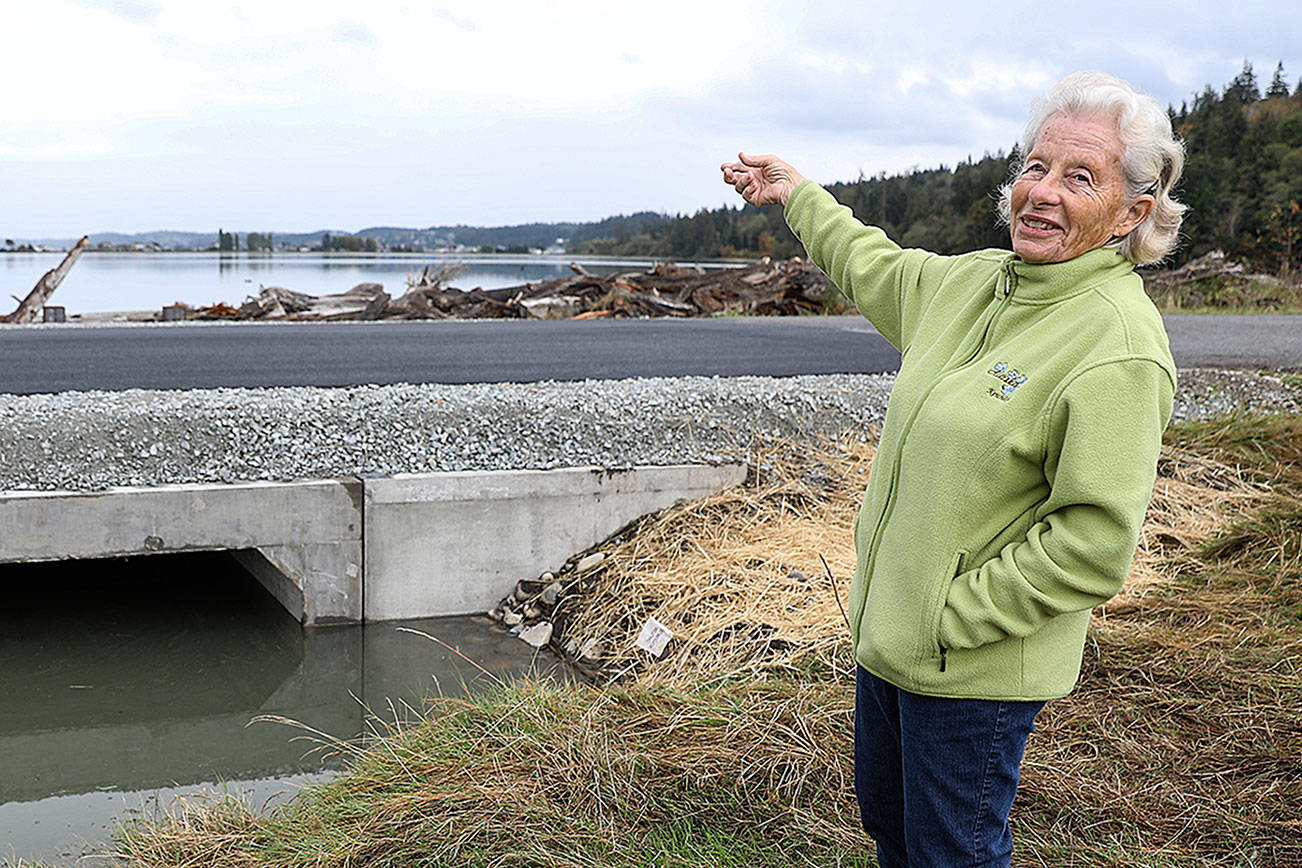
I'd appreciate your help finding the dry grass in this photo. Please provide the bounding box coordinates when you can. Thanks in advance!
[556,431,1279,687]
[107,415,1302,868]
[1012,415,1302,868]
[555,438,867,684]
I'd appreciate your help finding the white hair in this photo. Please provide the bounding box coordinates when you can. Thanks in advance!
[997,71,1187,266]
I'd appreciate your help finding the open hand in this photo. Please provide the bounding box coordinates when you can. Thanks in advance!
[720,152,807,207]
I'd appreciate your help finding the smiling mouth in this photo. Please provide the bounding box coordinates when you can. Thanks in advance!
[1019,215,1062,232]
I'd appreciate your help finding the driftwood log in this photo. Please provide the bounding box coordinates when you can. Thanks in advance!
[4,236,89,323]
[225,258,833,322]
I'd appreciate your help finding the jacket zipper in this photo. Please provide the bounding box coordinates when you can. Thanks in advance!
[851,263,1018,644]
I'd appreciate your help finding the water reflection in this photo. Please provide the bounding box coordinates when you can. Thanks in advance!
[0,552,567,863]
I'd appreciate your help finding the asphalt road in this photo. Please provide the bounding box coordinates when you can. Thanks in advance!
[0,314,1297,395]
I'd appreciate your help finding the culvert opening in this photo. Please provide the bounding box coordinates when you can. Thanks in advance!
[0,551,304,735]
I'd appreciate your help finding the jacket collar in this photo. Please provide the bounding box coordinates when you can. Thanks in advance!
[1000,246,1135,303]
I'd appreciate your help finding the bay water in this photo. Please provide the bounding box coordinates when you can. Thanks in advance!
[0,252,709,317]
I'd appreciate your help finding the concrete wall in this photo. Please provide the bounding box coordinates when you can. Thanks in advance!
[0,464,745,624]
[363,464,746,621]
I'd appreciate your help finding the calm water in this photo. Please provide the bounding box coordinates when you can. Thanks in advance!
[0,552,568,864]
[0,252,714,316]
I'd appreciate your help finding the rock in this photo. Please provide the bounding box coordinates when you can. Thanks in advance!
[502,609,523,626]
[518,621,553,648]
[574,552,606,573]
[523,603,543,621]
[514,578,545,602]
[563,638,580,656]
[542,582,563,605]
[540,571,555,582]
[488,607,505,622]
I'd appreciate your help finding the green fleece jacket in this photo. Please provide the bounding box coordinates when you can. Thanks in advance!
[785,181,1175,700]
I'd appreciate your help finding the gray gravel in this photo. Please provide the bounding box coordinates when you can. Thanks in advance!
[0,369,1297,492]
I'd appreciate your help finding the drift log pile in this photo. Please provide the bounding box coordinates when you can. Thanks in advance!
[186,259,834,321]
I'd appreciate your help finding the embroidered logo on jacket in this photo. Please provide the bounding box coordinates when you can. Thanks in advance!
[986,362,1028,402]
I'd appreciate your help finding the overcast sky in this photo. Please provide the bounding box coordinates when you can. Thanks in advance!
[4,0,1300,237]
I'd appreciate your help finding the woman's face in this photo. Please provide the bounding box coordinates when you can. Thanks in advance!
[1009,113,1153,264]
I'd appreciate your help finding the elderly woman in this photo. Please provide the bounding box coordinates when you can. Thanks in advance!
[722,72,1184,867]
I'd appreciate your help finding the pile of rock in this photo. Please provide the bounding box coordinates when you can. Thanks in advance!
[488,550,610,667]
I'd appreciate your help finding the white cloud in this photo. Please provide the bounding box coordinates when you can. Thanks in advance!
[67,0,162,23]
[2,0,1299,235]
[333,20,379,48]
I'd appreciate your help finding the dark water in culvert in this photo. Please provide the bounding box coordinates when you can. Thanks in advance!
[0,552,567,864]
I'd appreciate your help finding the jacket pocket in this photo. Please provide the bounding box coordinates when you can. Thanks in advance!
[928,550,966,672]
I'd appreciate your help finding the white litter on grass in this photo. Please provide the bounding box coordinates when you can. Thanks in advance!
[635,617,673,657]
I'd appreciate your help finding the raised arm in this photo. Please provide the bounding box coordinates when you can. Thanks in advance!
[721,152,944,350]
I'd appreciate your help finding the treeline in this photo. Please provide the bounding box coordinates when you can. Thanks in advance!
[318,232,379,252]
[436,212,670,250]
[572,153,1014,262]
[1174,62,1301,274]
[360,212,670,252]
[574,63,1302,274]
[215,230,275,251]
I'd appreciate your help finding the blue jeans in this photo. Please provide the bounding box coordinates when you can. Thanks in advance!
[854,666,1044,868]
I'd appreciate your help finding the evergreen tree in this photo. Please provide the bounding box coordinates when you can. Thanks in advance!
[1266,62,1291,99]
[1227,60,1260,103]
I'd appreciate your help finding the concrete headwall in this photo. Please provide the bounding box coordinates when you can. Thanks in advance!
[363,464,746,620]
[0,480,364,624]
[0,464,745,624]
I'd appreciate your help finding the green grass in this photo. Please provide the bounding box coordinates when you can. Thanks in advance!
[109,678,872,867]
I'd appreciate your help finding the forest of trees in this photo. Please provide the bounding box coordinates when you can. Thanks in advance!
[317,232,380,252]
[245,232,274,252]
[574,63,1302,277]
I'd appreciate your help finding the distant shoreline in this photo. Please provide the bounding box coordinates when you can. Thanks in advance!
[2,249,752,266]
